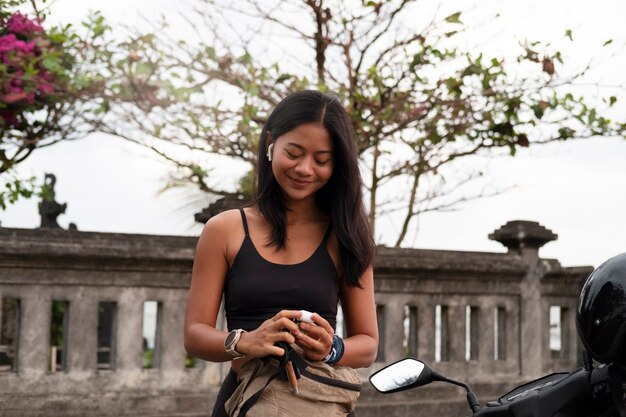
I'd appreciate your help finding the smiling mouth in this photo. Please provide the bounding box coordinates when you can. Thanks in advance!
[289,177,312,186]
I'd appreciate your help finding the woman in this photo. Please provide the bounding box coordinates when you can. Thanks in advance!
[184,90,378,417]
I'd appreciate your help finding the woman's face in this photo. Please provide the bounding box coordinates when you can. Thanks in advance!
[269,122,334,203]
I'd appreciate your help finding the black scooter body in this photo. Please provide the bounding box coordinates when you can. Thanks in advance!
[475,369,594,417]
[369,359,621,417]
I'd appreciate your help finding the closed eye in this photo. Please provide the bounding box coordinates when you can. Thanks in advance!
[316,159,332,166]
[285,150,302,159]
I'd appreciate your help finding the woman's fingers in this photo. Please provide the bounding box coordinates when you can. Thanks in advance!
[242,310,303,357]
[273,310,303,334]
[273,309,303,322]
[244,310,337,359]
[298,324,330,347]
[274,316,300,334]
[296,318,334,360]
[310,312,334,336]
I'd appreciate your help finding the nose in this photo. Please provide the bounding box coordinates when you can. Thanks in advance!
[294,156,314,176]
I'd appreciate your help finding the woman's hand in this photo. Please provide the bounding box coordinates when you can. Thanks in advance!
[294,312,334,361]
[235,310,302,358]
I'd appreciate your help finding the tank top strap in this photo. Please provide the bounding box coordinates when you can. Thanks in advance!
[239,208,250,236]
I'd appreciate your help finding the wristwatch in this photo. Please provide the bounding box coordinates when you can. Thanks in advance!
[224,329,246,358]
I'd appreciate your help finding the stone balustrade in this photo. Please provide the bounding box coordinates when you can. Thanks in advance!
[0,222,592,417]
[371,246,588,380]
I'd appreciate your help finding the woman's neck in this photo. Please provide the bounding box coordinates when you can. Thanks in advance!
[283,196,325,224]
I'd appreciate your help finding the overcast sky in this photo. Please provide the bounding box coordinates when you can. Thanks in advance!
[2,0,625,269]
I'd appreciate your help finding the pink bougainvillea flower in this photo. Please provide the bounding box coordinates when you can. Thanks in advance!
[0,11,64,127]
[0,34,35,62]
[37,82,56,95]
[1,92,28,104]
[0,33,20,53]
[5,74,24,95]
[6,12,44,36]
[39,70,54,82]
[35,71,57,96]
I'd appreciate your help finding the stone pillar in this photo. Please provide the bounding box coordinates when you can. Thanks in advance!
[478,301,495,364]
[448,304,466,363]
[489,220,557,378]
[19,290,50,375]
[116,288,143,371]
[417,298,435,364]
[384,299,406,364]
[67,287,98,371]
[161,293,187,372]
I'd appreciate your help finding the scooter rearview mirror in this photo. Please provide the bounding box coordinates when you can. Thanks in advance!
[370,358,482,412]
[369,358,434,393]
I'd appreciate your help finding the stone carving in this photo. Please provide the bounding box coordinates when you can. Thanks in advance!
[38,173,77,230]
[489,220,557,256]
[194,195,249,224]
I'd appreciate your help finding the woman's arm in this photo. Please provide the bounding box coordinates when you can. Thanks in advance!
[336,266,379,368]
[184,214,234,362]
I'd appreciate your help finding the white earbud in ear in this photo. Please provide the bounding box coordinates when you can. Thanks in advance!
[266,143,274,162]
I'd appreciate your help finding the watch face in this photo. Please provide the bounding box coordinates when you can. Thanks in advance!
[225,331,237,347]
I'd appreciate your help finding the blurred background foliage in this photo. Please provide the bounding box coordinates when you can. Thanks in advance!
[1,0,624,245]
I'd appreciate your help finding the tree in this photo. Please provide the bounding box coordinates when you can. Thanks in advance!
[83,1,626,244]
[0,0,110,209]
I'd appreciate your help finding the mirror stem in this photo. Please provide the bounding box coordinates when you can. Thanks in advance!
[466,391,481,413]
[432,371,481,412]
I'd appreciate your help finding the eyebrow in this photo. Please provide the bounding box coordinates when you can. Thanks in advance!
[285,142,333,155]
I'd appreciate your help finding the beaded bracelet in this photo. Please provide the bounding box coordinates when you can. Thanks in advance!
[324,334,345,365]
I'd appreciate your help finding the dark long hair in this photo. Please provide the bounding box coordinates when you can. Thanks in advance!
[254,90,374,288]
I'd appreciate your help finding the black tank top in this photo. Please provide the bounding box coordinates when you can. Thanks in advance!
[224,209,339,332]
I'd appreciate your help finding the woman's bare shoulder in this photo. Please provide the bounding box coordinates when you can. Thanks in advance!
[198,208,247,263]
[202,208,244,234]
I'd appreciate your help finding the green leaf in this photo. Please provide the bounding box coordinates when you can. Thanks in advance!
[603,39,613,47]
[134,62,153,76]
[588,108,597,124]
[42,56,60,71]
[0,175,38,211]
[73,75,92,89]
[91,13,109,37]
[276,74,291,83]
[237,52,252,65]
[95,100,110,114]
[565,29,573,41]
[610,96,617,106]
[444,12,462,24]
[492,122,514,136]
[554,51,563,64]
[558,127,575,140]
[205,46,216,60]
[508,143,517,156]
[248,83,259,96]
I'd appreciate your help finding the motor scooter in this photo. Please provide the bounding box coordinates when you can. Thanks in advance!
[369,354,624,417]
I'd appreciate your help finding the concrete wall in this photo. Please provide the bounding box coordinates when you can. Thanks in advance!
[0,224,591,417]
